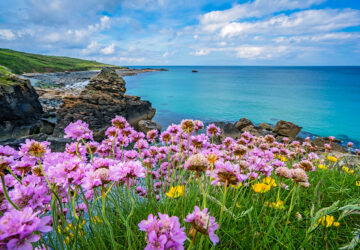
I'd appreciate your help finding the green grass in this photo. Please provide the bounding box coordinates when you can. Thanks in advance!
[0,48,126,74]
[0,65,19,86]
[42,154,360,250]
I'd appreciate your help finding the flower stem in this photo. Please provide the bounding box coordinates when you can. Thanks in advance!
[187,230,198,250]
[219,179,229,224]
[1,174,19,210]
[101,185,116,249]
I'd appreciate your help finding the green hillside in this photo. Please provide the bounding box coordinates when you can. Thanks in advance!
[0,48,125,74]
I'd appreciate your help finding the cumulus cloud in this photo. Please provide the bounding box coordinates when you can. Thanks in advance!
[101,43,115,55]
[0,29,16,40]
[218,9,360,38]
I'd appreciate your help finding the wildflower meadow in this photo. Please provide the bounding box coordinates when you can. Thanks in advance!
[1,116,360,249]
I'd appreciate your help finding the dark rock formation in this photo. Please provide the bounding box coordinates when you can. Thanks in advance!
[273,120,302,139]
[53,67,159,141]
[213,122,242,143]
[192,70,198,73]
[0,74,43,141]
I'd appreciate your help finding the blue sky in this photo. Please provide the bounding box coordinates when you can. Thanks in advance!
[0,0,360,66]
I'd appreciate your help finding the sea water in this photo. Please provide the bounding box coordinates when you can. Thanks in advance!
[124,66,360,144]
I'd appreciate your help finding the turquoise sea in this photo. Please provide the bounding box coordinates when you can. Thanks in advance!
[124,66,360,145]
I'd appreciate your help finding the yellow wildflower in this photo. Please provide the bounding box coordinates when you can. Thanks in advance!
[280,156,288,162]
[252,183,271,193]
[262,177,277,187]
[91,216,103,224]
[315,215,340,228]
[165,185,184,198]
[265,200,284,210]
[356,181,360,186]
[342,166,354,174]
[327,156,338,163]
[231,182,243,189]
[318,164,327,170]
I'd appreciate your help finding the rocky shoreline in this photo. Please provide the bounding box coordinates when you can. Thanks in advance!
[0,67,354,154]
[0,67,163,151]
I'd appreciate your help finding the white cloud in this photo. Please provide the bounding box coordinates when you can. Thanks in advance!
[218,9,360,38]
[0,29,16,40]
[199,0,325,27]
[101,43,115,55]
[162,51,169,57]
[193,45,290,59]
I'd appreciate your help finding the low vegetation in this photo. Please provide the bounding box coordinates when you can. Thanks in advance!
[1,118,360,249]
[0,48,125,74]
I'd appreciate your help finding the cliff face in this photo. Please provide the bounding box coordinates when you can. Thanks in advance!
[0,71,43,140]
[53,67,158,141]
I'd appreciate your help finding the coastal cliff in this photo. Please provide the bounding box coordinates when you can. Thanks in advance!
[0,66,43,140]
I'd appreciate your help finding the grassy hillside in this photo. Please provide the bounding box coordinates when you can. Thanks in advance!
[0,48,125,74]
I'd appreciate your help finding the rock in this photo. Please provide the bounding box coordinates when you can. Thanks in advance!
[234,118,254,131]
[192,70,198,73]
[53,68,157,141]
[40,119,55,135]
[0,73,43,141]
[312,137,346,153]
[273,120,302,139]
[212,122,242,143]
[240,125,260,136]
[258,122,272,130]
[0,133,49,149]
[47,136,71,152]
[138,120,162,133]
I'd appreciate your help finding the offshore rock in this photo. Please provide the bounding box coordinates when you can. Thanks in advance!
[53,67,158,141]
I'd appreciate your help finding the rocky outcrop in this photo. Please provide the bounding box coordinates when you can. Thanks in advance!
[0,74,44,141]
[273,120,302,139]
[53,67,159,141]
[234,118,254,131]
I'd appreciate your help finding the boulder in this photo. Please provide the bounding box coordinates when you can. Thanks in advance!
[138,120,162,134]
[273,120,302,139]
[258,122,272,131]
[212,122,242,143]
[235,118,254,131]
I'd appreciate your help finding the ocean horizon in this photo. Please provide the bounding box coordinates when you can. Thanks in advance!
[124,66,360,146]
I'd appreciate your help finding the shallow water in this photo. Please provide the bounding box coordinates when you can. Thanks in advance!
[124,66,360,144]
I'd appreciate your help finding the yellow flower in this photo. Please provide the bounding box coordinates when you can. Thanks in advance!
[91,216,103,224]
[342,166,354,174]
[356,181,360,186]
[327,156,338,163]
[262,177,277,187]
[165,185,184,198]
[252,183,271,193]
[265,200,284,210]
[280,156,288,162]
[318,164,327,170]
[316,215,340,228]
[231,182,243,189]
